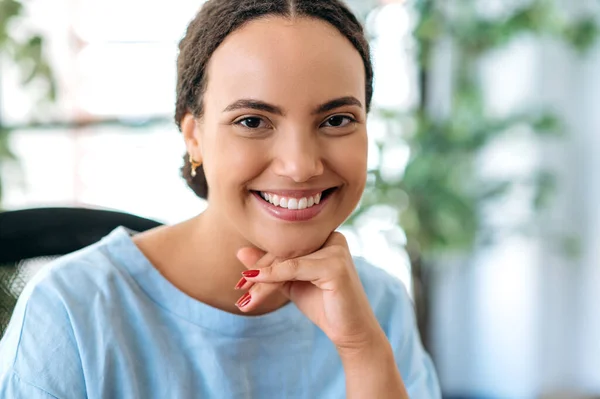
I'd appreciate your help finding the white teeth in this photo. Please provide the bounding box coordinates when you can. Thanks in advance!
[298,198,308,210]
[259,191,327,209]
[287,198,299,210]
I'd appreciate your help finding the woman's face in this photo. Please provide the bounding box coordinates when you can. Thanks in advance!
[184,17,368,258]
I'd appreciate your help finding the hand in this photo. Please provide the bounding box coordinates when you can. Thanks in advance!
[235,232,385,351]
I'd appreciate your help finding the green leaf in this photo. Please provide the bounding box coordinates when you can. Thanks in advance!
[561,235,582,259]
[533,171,556,210]
[0,0,23,25]
[478,181,513,201]
[532,112,563,135]
[563,17,600,53]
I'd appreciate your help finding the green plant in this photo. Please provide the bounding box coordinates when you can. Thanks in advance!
[0,0,56,335]
[0,0,56,201]
[346,0,599,347]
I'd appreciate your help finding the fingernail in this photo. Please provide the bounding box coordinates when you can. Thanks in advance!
[242,270,260,278]
[236,293,251,308]
[234,277,247,290]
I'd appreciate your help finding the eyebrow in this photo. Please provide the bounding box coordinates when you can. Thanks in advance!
[313,96,363,115]
[222,96,363,116]
[223,99,284,115]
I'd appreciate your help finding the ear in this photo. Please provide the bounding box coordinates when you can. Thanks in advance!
[181,113,203,163]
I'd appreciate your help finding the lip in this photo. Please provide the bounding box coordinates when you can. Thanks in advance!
[252,189,335,222]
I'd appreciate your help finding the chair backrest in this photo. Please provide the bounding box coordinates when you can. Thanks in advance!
[0,207,163,335]
[0,207,162,264]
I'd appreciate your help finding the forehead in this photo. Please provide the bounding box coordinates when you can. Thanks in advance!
[204,17,366,110]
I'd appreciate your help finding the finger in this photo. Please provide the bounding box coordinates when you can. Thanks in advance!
[242,257,333,284]
[236,247,266,269]
[235,248,275,291]
[234,277,255,291]
[236,281,285,311]
[236,247,278,270]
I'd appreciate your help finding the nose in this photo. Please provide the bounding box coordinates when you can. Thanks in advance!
[271,129,324,183]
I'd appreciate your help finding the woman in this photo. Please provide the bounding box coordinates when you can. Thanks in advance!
[0,0,440,397]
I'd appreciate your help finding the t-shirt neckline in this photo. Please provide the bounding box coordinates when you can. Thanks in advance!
[101,226,305,338]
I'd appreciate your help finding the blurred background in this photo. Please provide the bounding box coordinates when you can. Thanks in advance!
[1,0,599,397]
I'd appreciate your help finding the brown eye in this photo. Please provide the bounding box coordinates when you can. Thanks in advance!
[322,115,355,128]
[237,117,267,129]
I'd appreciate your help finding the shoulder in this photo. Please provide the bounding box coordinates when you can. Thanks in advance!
[0,370,63,398]
[352,256,442,398]
[0,235,125,398]
[352,256,413,326]
[8,227,138,317]
[351,256,415,352]
[24,235,127,298]
[2,235,122,338]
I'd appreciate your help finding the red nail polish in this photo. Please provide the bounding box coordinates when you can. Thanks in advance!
[236,293,251,308]
[235,278,247,290]
[242,270,260,278]
[239,296,251,308]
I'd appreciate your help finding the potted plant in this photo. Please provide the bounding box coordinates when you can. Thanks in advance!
[347,0,599,350]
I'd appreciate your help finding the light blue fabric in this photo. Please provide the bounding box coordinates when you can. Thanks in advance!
[0,227,440,398]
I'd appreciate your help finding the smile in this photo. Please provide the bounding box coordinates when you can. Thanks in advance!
[251,188,338,222]
[258,191,321,210]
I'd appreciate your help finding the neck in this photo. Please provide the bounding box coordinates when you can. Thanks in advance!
[134,209,288,316]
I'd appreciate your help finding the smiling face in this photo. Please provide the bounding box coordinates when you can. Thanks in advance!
[182,17,368,258]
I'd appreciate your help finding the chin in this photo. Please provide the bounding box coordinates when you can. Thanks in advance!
[255,229,332,260]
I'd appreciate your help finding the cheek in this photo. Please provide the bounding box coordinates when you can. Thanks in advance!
[204,133,267,193]
[327,134,368,186]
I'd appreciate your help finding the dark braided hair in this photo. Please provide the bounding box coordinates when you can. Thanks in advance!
[176,0,373,199]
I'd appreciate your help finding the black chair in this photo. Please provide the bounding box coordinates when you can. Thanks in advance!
[0,207,162,335]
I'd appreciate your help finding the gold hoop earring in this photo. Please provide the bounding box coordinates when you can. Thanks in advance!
[189,155,201,178]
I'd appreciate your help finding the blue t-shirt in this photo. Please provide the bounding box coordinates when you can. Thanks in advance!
[0,227,440,398]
